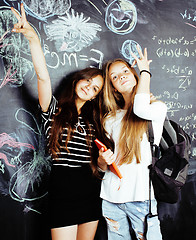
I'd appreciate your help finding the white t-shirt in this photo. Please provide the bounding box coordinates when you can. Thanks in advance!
[100,93,167,203]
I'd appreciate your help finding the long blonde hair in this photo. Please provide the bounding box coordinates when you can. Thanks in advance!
[103,59,148,165]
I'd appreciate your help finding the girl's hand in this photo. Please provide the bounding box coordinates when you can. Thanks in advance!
[97,148,115,171]
[131,44,152,72]
[11,3,39,42]
[150,93,156,103]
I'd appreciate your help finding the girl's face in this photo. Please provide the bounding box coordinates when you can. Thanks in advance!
[75,75,104,103]
[109,61,136,94]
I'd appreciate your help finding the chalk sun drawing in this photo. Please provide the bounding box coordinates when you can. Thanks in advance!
[105,0,137,35]
[44,9,102,53]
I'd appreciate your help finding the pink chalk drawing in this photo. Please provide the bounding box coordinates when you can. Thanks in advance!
[0,132,35,168]
[185,22,196,29]
[0,30,12,49]
[0,65,18,88]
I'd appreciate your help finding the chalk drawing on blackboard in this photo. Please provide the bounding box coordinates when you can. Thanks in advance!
[121,39,141,64]
[0,108,51,210]
[180,9,196,29]
[0,7,41,85]
[0,29,12,48]
[0,132,34,169]
[105,0,137,35]
[19,0,71,21]
[87,0,108,15]
[0,64,18,88]
[44,8,102,52]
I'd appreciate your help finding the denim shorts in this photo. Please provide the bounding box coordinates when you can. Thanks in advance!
[102,199,162,240]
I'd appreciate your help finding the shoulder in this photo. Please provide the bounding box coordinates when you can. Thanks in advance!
[104,110,126,129]
[41,95,58,119]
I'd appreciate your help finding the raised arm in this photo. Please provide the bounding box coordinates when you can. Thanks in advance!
[11,3,52,112]
[131,45,152,94]
[132,46,167,121]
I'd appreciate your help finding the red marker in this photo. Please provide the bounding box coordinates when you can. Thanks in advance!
[94,139,123,179]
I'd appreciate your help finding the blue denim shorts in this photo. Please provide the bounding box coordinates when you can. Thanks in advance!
[102,199,162,240]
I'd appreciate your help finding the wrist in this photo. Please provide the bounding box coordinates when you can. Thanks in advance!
[97,166,106,172]
[97,158,107,172]
[140,70,152,77]
[29,35,40,44]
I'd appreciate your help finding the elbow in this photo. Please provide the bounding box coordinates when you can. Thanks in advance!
[133,104,145,118]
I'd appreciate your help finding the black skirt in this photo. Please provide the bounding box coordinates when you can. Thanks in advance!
[48,165,102,228]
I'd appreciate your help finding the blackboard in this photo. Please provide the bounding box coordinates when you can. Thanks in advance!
[0,1,195,240]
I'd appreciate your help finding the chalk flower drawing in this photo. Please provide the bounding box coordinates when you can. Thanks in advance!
[44,9,102,52]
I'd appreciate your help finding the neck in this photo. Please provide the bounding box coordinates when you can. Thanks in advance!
[75,98,86,114]
[122,92,132,110]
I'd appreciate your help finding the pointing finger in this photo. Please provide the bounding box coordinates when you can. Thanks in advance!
[11,7,21,21]
[21,3,27,21]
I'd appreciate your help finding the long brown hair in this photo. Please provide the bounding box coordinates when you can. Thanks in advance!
[103,59,147,165]
[48,67,103,166]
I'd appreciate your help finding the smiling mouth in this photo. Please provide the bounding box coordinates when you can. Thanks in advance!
[121,80,129,85]
[81,88,87,95]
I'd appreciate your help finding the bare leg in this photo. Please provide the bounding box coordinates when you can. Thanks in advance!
[51,225,77,240]
[77,220,99,240]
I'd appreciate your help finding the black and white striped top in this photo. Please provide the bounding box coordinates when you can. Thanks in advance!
[41,96,95,168]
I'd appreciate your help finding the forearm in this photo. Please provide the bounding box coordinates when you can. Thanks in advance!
[131,45,151,94]
[29,38,52,111]
[136,71,151,94]
[97,156,108,171]
[11,4,52,111]
[29,37,50,84]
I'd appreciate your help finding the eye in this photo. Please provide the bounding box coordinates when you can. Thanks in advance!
[124,69,129,73]
[93,87,98,92]
[112,75,118,81]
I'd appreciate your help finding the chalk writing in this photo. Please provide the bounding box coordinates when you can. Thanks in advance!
[152,36,196,64]
[105,0,137,35]
[155,91,179,100]
[180,9,196,26]
[44,43,104,69]
[152,36,196,45]
[165,101,193,116]
[182,122,196,132]
[156,47,194,58]
[179,113,196,122]
[162,65,192,75]
[44,9,102,53]
[161,65,192,91]
[178,76,191,91]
